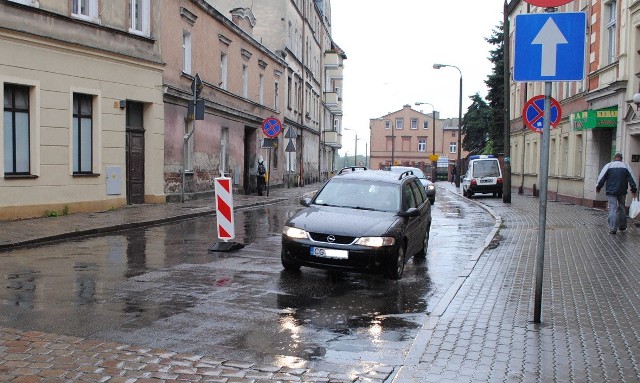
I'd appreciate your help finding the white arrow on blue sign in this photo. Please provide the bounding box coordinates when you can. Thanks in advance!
[514,12,586,82]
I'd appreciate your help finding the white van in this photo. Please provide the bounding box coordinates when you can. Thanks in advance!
[462,155,503,198]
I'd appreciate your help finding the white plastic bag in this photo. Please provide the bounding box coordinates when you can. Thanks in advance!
[630,197,640,219]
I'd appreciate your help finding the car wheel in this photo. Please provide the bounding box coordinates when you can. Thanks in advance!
[386,245,405,280]
[281,249,301,272]
[415,224,430,259]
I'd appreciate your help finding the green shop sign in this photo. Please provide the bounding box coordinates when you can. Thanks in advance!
[571,108,618,130]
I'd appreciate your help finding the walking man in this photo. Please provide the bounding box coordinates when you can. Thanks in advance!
[596,153,637,234]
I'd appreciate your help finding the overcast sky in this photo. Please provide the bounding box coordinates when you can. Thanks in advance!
[330,0,506,156]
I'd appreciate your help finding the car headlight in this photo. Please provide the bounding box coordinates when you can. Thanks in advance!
[427,185,435,190]
[355,236,395,247]
[283,226,308,239]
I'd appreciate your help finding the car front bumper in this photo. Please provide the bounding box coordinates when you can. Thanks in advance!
[281,236,399,275]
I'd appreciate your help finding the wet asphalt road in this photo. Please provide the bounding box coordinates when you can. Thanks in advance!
[0,188,494,373]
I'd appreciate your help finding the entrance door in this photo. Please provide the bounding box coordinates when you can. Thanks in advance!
[126,102,145,204]
[244,126,257,194]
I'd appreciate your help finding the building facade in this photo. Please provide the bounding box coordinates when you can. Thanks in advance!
[160,1,288,201]
[369,104,469,180]
[507,0,640,207]
[205,0,345,187]
[1,0,346,218]
[0,0,165,220]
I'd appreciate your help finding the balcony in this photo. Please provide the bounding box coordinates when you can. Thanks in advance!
[325,51,340,69]
[324,91,342,114]
[323,131,342,148]
[326,66,343,80]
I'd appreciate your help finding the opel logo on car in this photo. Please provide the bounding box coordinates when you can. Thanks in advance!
[327,235,335,243]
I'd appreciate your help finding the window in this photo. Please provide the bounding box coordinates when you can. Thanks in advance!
[411,118,418,130]
[130,0,150,37]
[550,138,557,176]
[605,0,617,65]
[220,52,228,90]
[274,81,279,111]
[402,183,417,209]
[72,0,98,22]
[287,76,292,109]
[72,93,93,174]
[183,32,191,74]
[395,118,404,130]
[259,74,264,104]
[423,121,429,129]
[385,120,391,130]
[449,142,457,154]
[3,84,30,175]
[402,137,411,152]
[418,138,426,152]
[574,134,583,177]
[561,136,569,176]
[242,65,249,99]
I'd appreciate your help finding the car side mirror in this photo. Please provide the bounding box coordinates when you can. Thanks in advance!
[300,197,312,207]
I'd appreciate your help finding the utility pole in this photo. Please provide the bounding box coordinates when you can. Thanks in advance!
[503,0,512,203]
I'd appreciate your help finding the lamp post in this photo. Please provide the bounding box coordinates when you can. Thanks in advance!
[344,128,360,166]
[433,63,463,188]
[354,134,358,166]
[415,102,437,181]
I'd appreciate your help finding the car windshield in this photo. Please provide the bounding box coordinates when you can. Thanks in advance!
[472,161,500,178]
[313,178,400,212]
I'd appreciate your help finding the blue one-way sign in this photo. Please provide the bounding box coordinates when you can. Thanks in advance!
[514,12,586,82]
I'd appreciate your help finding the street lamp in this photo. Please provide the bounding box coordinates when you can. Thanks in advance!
[415,102,437,181]
[344,128,360,166]
[433,63,462,188]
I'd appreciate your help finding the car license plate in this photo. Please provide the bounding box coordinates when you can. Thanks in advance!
[480,179,492,184]
[310,246,348,259]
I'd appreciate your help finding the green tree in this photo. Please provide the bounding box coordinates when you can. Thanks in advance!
[484,22,505,153]
[462,93,492,155]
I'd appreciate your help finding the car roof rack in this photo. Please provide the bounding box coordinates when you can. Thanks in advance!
[398,170,414,180]
[338,166,368,175]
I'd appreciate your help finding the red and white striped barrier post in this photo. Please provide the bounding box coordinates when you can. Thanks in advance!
[209,176,244,252]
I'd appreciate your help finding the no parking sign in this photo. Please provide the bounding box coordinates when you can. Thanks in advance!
[522,95,562,133]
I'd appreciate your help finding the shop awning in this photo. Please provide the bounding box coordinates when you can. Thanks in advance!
[571,107,618,130]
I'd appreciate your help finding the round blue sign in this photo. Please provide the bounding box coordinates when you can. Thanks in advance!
[523,95,561,133]
[261,117,282,138]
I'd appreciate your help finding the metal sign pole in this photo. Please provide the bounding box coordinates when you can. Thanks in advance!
[267,148,271,197]
[534,81,552,323]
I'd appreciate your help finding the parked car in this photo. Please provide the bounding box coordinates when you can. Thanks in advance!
[281,167,432,280]
[386,166,436,204]
[462,155,503,198]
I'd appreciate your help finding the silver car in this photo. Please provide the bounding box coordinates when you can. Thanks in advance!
[386,166,436,204]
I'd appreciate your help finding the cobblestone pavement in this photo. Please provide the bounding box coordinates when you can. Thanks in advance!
[2,182,640,382]
[393,183,640,382]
